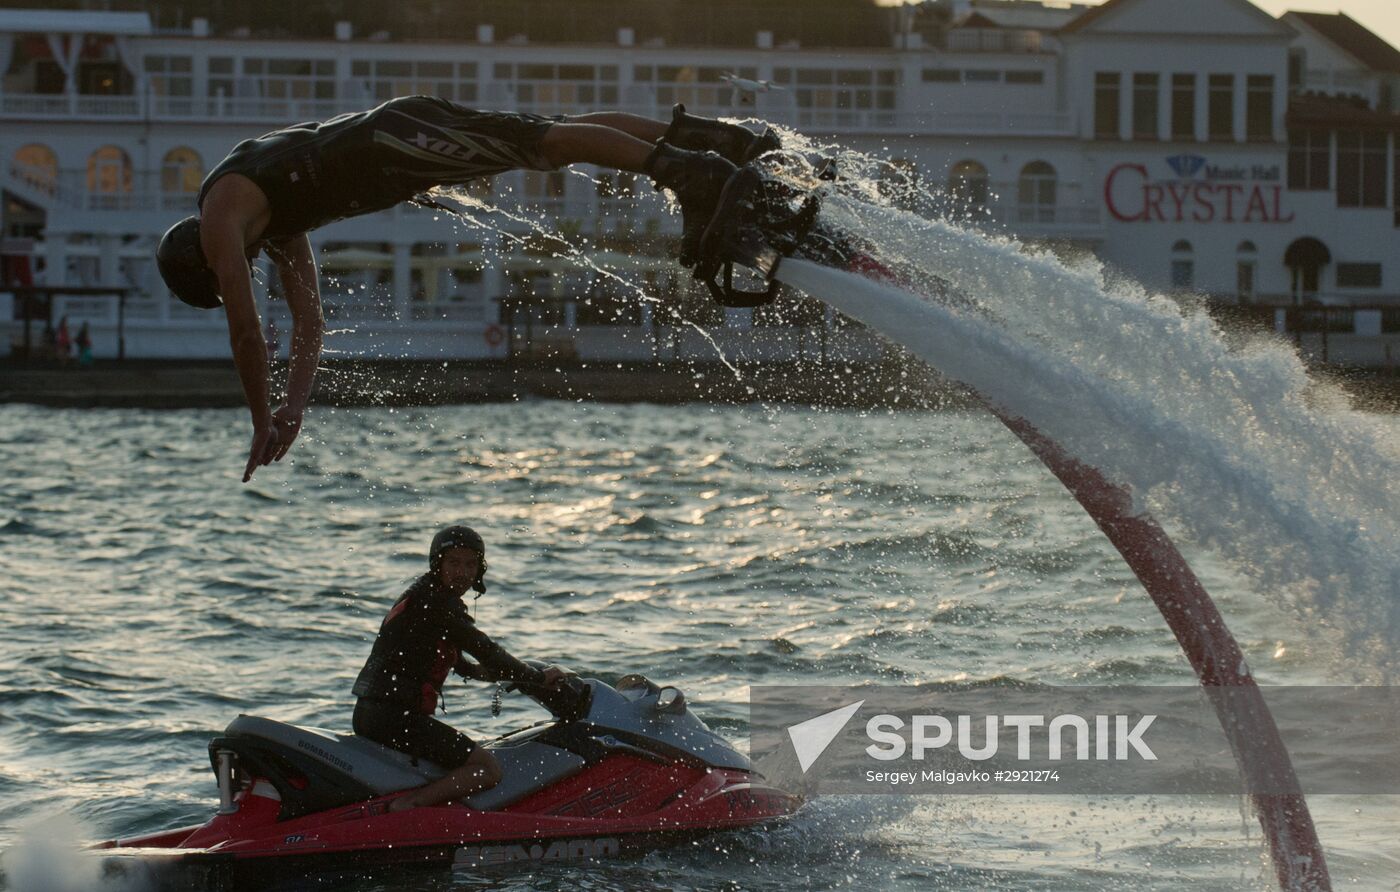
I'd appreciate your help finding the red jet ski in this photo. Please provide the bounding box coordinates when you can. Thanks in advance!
[100,670,801,886]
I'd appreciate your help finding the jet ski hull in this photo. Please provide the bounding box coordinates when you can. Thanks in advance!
[101,755,800,885]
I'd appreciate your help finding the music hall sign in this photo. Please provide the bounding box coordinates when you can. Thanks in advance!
[1104,154,1294,224]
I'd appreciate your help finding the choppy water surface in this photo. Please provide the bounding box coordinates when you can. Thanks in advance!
[1,401,1397,891]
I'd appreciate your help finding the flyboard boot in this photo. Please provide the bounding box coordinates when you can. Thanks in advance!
[662,103,782,166]
[645,143,739,268]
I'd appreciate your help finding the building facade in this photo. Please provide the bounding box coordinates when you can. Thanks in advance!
[2,0,1398,361]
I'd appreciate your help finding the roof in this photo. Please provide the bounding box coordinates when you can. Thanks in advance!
[1060,0,1288,36]
[14,0,896,48]
[1287,93,1400,130]
[959,12,1002,29]
[968,1,1086,32]
[1288,12,1400,74]
[1058,0,1129,33]
[0,9,152,35]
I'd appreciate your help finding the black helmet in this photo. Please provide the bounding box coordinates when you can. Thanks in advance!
[430,525,488,593]
[156,216,221,309]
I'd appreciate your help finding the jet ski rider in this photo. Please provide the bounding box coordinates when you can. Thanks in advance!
[352,525,567,811]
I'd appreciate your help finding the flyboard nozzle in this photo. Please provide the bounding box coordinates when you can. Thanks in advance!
[692,165,820,308]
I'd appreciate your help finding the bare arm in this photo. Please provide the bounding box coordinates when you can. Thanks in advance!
[264,235,323,461]
[201,215,274,481]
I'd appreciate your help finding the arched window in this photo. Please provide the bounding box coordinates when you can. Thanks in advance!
[1236,241,1257,303]
[161,147,203,195]
[87,146,132,195]
[948,159,989,212]
[13,144,58,194]
[1283,237,1331,303]
[1017,161,1057,223]
[1170,240,1194,289]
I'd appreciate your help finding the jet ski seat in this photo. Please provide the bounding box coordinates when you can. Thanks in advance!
[217,716,587,815]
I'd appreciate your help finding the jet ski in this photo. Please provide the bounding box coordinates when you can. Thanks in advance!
[99,668,801,887]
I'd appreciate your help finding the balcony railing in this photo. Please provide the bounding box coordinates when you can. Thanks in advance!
[0,89,1075,136]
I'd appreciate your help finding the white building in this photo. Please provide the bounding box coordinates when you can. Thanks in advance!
[1,0,1397,361]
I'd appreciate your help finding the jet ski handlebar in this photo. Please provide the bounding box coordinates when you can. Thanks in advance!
[506,660,591,722]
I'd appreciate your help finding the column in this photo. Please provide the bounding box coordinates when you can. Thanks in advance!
[46,236,69,286]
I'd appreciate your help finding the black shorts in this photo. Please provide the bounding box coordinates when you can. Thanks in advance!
[375,96,565,180]
[352,698,477,769]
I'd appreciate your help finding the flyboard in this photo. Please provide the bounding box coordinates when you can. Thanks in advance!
[689,160,1331,892]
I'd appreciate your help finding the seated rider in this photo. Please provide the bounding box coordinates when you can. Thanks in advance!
[352,525,565,811]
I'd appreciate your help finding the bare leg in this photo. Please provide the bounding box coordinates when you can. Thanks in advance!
[563,112,668,143]
[537,122,660,172]
[388,747,502,812]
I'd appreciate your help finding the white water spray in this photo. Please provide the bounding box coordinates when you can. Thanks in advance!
[776,182,1400,679]
[0,814,146,892]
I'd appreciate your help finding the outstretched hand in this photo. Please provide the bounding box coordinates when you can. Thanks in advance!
[242,405,303,482]
[269,405,303,462]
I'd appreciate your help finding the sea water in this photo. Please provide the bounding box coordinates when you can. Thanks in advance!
[4,131,1400,891]
[1,402,1397,890]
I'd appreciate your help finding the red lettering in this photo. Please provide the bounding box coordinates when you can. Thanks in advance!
[1271,186,1295,223]
[1191,184,1215,222]
[1243,186,1270,223]
[1165,183,1190,222]
[1105,164,1147,222]
[1221,184,1244,222]
[1144,184,1167,222]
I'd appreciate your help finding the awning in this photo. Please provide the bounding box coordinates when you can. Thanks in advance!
[1283,237,1332,267]
[0,10,152,36]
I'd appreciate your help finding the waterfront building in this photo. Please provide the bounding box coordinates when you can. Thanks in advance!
[1,0,1397,363]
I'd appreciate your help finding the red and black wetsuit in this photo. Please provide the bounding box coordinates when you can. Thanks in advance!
[351,573,544,768]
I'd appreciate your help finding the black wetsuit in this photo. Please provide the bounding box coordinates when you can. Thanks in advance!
[197,96,561,240]
[352,573,545,768]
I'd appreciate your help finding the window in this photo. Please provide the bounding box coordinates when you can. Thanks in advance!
[208,56,234,98]
[1246,75,1274,141]
[143,55,193,97]
[1336,263,1381,288]
[1017,161,1056,223]
[1005,70,1044,85]
[1171,240,1194,289]
[523,171,567,199]
[350,60,478,103]
[634,65,752,109]
[87,146,131,194]
[1094,72,1120,139]
[1336,131,1386,208]
[1208,74,1234,141]
[1236,241,1257,303]
[948,160,989,213]
[770,67,898,114]
[1394,141,1400,225]
[240,58,336,101]
[495,62,617,107]
[965,70,1001,83]
[1132,73,1159,140]
[12,144,58,193]
[161,147,202,194]
[1171,74,1195,140]
[577,279,644,326]
[1288,130,1330,190]
[922,69,960,83]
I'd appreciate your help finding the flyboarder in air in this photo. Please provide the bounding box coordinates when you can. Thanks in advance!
[155,97,776,481]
